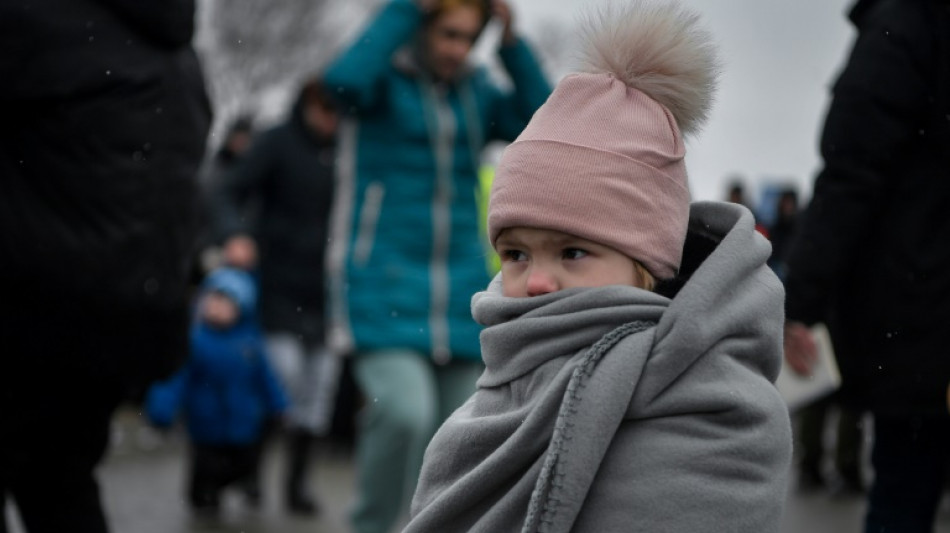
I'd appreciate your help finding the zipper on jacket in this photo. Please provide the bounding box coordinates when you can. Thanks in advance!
[352,181,385,268]
[326,119,358,355]
[459,82,484,171]
[420,80,456,364]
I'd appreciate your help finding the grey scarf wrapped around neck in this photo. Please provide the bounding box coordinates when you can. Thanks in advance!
[405,202,792,532]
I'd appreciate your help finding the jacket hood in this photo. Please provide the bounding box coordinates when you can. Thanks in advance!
[201,268,258,319]
[288,84,338,147]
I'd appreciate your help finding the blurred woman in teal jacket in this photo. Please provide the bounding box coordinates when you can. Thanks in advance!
[323,1,550,531]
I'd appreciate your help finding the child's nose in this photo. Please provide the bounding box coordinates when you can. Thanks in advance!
[526,267,558,297]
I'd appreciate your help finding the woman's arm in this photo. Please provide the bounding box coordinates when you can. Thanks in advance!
[489,36,551,141]
[323,0,424,112]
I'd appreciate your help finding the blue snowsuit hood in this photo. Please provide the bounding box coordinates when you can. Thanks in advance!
[201,267,258,322]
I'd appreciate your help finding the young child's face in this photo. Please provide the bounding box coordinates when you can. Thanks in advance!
[201,291,240,329]
[496,227,647,298]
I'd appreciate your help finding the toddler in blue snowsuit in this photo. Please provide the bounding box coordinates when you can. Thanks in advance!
[145,268,288,511]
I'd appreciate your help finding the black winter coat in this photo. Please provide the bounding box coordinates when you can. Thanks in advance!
[0,0,212,396]
[785,0,950,415]
[210,104,335,346]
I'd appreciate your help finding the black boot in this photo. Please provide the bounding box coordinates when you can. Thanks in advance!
[286,429,319,515]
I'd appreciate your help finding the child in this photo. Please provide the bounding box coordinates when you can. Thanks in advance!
[145,268,288,512]
[404,1,793,532]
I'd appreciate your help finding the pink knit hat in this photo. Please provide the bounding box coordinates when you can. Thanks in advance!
[488,1,719,280]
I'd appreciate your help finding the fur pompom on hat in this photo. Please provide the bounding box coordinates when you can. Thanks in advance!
[488,0,719,280]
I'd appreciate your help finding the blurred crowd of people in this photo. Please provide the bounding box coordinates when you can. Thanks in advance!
[3,0,950,532]
[725,179,869,499]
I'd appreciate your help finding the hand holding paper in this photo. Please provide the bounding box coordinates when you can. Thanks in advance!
[784,321,818,376]
[776,323,841,412]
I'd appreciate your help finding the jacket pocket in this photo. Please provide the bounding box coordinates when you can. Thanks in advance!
[352,181,385,268]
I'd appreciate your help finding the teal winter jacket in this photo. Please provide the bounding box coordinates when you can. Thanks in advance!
[324,0,550,363]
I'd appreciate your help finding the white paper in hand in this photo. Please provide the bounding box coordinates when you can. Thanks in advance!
[775,323,841,412]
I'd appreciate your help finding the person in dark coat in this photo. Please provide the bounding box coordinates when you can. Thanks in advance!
[209,78,340,515]
[0,1,212,531]
[770,189,865,492]
[783,0,950,530]
[202,116,256,189]
[190,115,256,286]
[145,268,288,513]
[766,188,799,280]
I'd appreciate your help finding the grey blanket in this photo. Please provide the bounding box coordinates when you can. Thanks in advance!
[405,202,792,532]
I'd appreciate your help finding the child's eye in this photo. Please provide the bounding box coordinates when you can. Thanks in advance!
[500,249,527,262]
[562,248,588,260]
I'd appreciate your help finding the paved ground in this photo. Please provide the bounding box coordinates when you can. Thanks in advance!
[7,407,950,533]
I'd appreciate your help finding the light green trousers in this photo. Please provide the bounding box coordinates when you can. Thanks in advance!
[349,350,483,533]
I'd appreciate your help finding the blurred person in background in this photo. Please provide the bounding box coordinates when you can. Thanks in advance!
[724,177,770,237]
[768,189,865,494]
[190,115,256,286]
[766,188,800,281]
[725,178,752,211]
[210,78,341,515]
[783,0,950,530]
[0,0,211,531]
[202,115,256,190]
[145,268,288,515]
[322,0,551,531]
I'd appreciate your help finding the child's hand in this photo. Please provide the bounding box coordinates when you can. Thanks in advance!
[783,321,817,376]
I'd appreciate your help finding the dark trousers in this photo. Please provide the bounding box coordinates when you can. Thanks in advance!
[799,394,864,482]
[865,413,950,533]
[1,376,121,533]
[188,444,259,509]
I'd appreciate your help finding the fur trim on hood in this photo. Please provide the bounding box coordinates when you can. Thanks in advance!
[578,0,720,136]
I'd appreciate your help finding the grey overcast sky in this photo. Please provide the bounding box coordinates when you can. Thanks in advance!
[495,0,856,204]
